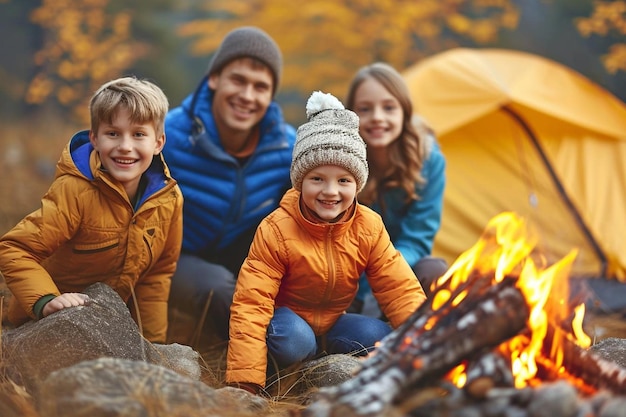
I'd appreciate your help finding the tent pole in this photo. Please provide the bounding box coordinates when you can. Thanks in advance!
[502,106,608,278]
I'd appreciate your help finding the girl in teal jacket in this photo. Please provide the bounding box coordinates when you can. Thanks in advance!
[346,62,447,310]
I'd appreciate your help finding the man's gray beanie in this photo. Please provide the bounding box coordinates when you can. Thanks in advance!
[206,26,282,94]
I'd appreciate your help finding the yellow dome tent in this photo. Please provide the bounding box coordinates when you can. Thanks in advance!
[403,48,626,280]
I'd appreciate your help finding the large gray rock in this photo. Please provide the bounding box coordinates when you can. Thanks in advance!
[152,342,203,382]
[1,283,200,393]
[37,357,271,417]
[268,354,361,401]
[298,354,361,389]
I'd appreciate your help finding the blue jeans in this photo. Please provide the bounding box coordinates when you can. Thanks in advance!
[266,306,392,369]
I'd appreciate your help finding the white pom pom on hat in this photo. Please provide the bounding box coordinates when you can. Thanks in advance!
[290,91,368,192]
[305,91,345,118]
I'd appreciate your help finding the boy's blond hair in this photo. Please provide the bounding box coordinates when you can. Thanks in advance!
[89,76,169,137]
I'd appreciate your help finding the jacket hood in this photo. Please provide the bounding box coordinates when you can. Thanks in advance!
[60,130,174,205]
[66,130,95,179]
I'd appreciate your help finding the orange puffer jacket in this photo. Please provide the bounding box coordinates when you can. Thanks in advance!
[226,188,426,386]
[0,135,183,342]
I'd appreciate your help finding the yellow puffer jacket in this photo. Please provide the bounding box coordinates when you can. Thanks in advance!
[0,133,183,342]
[226,188,426,386]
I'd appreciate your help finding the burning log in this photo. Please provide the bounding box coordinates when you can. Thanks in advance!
[302,272,626,417]
[302,278,626,417]
[463,351,514,398]
[303,274,530,417]
[301,213,626,417]
[537,324,626,396]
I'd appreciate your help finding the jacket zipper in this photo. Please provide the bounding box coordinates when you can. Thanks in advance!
[315,226,336,331]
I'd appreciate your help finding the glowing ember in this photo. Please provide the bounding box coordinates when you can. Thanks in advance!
[435,212,591,388]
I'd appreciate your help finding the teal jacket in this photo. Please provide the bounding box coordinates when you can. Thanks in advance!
[358,135,446,299]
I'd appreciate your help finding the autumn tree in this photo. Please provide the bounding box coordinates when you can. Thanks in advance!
[177,0,520,98]
[25,0,149,122]
[576,0,626,74]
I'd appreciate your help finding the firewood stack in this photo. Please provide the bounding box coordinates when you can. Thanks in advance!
[302,214,626,417]
[303,270,626,417]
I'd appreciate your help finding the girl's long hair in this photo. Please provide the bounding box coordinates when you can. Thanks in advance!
[346,62,432,206]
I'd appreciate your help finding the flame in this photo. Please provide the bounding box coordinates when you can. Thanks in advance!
[447,362,468,387]
[572,304,591,348]
[437,212,591,388]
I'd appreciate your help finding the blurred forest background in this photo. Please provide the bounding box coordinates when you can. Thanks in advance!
[0,0,625,234]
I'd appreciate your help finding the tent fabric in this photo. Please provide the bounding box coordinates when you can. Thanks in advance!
[402,48,626,280]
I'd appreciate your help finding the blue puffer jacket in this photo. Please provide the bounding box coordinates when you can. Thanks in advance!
[163,77,296,254]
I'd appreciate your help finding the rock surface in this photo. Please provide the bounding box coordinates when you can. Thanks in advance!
[37,357,271,417]
[1,283,201,394]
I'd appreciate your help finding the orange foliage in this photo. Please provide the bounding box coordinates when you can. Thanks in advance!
[576,1,626,74]
[178,0,519,97]
[26,0,149,123]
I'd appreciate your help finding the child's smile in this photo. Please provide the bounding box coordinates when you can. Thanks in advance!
[301,165,357,222]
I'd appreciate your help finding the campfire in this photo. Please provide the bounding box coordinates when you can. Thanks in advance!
[303,212,626,417]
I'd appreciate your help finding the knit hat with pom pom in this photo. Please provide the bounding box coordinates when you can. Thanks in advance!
[290,91,368,192]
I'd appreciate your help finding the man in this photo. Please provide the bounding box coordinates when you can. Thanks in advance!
[163,26,296,342]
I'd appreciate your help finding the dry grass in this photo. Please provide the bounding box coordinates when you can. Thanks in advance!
[166,304,315,403]
[0,380,38,417]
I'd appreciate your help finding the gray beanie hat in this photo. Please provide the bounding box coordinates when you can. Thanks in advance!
[207,26,282,94]
[291,91,368,192]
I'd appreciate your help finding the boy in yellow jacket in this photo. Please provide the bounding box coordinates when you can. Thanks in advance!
[0,77,183,343]
[226,91,426,394]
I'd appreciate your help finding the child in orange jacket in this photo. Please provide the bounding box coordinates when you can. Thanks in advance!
[0,77,183,343]
[226,91,426,394]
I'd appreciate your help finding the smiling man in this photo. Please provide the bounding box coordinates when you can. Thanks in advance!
[163,26,296,343]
